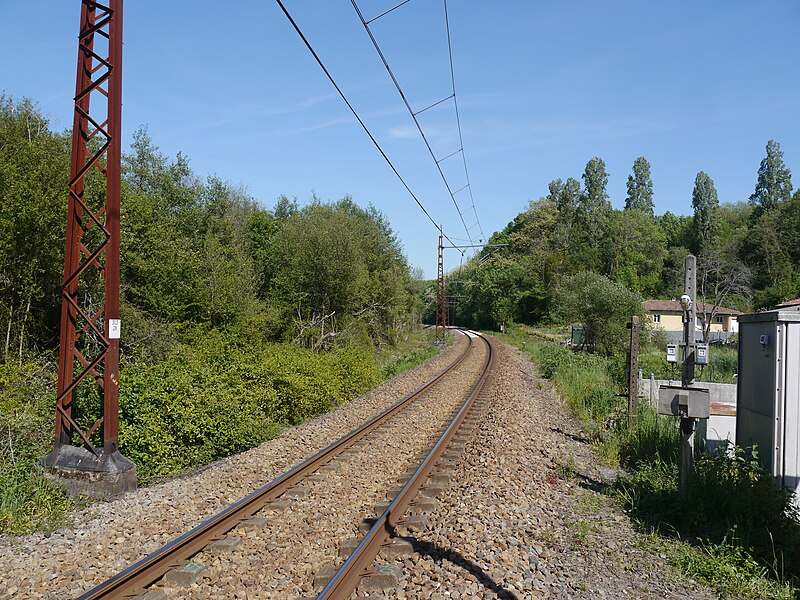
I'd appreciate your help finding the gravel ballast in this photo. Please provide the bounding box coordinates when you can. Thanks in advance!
[0,336,470,599]
[0,336,719,599]
[360,342,717,599]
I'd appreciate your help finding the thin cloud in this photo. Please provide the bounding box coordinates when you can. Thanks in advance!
[388,126,417,140]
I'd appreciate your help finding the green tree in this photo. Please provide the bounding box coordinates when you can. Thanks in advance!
[749,140,793,214]
[121,128,206,324]
[555,271,644,356]
[576,157,612,272]
[266,198,413,348]
[691,171,720,254]
[581,157,610,209]
[607,208,667,296]
[625,156,654,215]
[0,96,70,359]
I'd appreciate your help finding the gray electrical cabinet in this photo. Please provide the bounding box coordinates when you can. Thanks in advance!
[736,310,800,508]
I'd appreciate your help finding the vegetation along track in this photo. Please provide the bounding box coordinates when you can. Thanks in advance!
[78,329,494,599]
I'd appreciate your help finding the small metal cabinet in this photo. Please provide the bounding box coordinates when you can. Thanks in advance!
[696,343,708,365]
[658,385,710,418]
[736,309,800,508]
[666,343,678,363]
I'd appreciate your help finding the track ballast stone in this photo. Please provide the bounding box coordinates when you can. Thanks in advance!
[364,341,718,599]
[1,336,719,598]
[0,336,468,599]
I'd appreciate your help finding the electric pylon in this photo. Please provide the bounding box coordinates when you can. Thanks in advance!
[435,228,446,345]
[44,1,134,494]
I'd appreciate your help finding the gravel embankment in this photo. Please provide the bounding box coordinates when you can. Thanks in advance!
[361,341,718,599]
[153,335,489,599]
[0,335,470,599]
[1,336,720,599]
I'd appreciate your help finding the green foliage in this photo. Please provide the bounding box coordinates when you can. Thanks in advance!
[625,156,654,216]
[119,331,379,483]
[606,208,667,295]
[264,197,415,349]
[750,140,793,213]
[121,128,262,328]
[0,96,71,358]
[0,360,73,534]
[691,171,720,254]
[555,271,644,356]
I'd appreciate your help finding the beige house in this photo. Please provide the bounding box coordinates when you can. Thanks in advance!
[643,300,741,334]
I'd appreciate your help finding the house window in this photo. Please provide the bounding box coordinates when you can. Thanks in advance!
[653,314,661,323]
[716,316,724,324]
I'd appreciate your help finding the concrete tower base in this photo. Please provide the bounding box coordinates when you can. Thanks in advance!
[42,444,136,501]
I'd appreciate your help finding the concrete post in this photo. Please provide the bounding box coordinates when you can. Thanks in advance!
[628,316,640,429]
[679,254,697,494]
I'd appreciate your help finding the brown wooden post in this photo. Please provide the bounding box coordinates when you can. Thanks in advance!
[628,315,640,429]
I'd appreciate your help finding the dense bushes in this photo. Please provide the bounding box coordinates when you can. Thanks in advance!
[0,330,383,529]
[0,361,71,534]
[119,330,379,484]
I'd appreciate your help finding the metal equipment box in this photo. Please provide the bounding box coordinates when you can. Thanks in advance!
[736,310,800,508]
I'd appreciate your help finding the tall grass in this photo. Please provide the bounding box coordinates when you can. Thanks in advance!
[639,344,739,384]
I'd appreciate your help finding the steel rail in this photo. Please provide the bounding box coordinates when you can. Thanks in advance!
[78,331,473,599]
[317,332,495,599]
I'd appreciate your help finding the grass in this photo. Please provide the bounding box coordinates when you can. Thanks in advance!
[1,359,75,535]
[639,344,739,384]
[497,324,800,599]
[377,326,441,380]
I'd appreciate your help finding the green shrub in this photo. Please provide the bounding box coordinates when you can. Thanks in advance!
[118,331,380,483]
[0,360,73,534]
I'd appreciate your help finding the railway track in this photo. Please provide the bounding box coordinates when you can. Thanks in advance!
[77,330,495,599]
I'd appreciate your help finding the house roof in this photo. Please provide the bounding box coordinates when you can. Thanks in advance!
[643,299,742,315]
[775,298,800,308]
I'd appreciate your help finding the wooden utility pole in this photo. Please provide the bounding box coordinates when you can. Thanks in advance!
[627,315,640,428]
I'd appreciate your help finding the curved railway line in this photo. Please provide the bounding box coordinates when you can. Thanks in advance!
[78,330,495,599]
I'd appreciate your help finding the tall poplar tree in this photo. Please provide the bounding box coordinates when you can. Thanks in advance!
[581,157,610,209]
[576,158,612,272]
[624,156,654,215]
[691,171,720,254]
[749,140,793,213]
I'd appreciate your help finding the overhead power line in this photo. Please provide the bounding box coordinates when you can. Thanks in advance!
[351,0,485,245]
[444,0,485,244]
[274,0,459,248]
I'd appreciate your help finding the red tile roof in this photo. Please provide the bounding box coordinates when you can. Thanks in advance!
[775,298,800,308]
[643,299,742,315]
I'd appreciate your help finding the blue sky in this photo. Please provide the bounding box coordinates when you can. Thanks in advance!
[1,1,798,278]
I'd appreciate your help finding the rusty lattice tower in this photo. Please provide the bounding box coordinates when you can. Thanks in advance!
[435,228,447,345]
[44,0,135,497]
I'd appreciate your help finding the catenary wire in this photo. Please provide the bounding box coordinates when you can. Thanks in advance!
[274,0,459,249]
[444,0,485,244]
[351,0,476,244]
